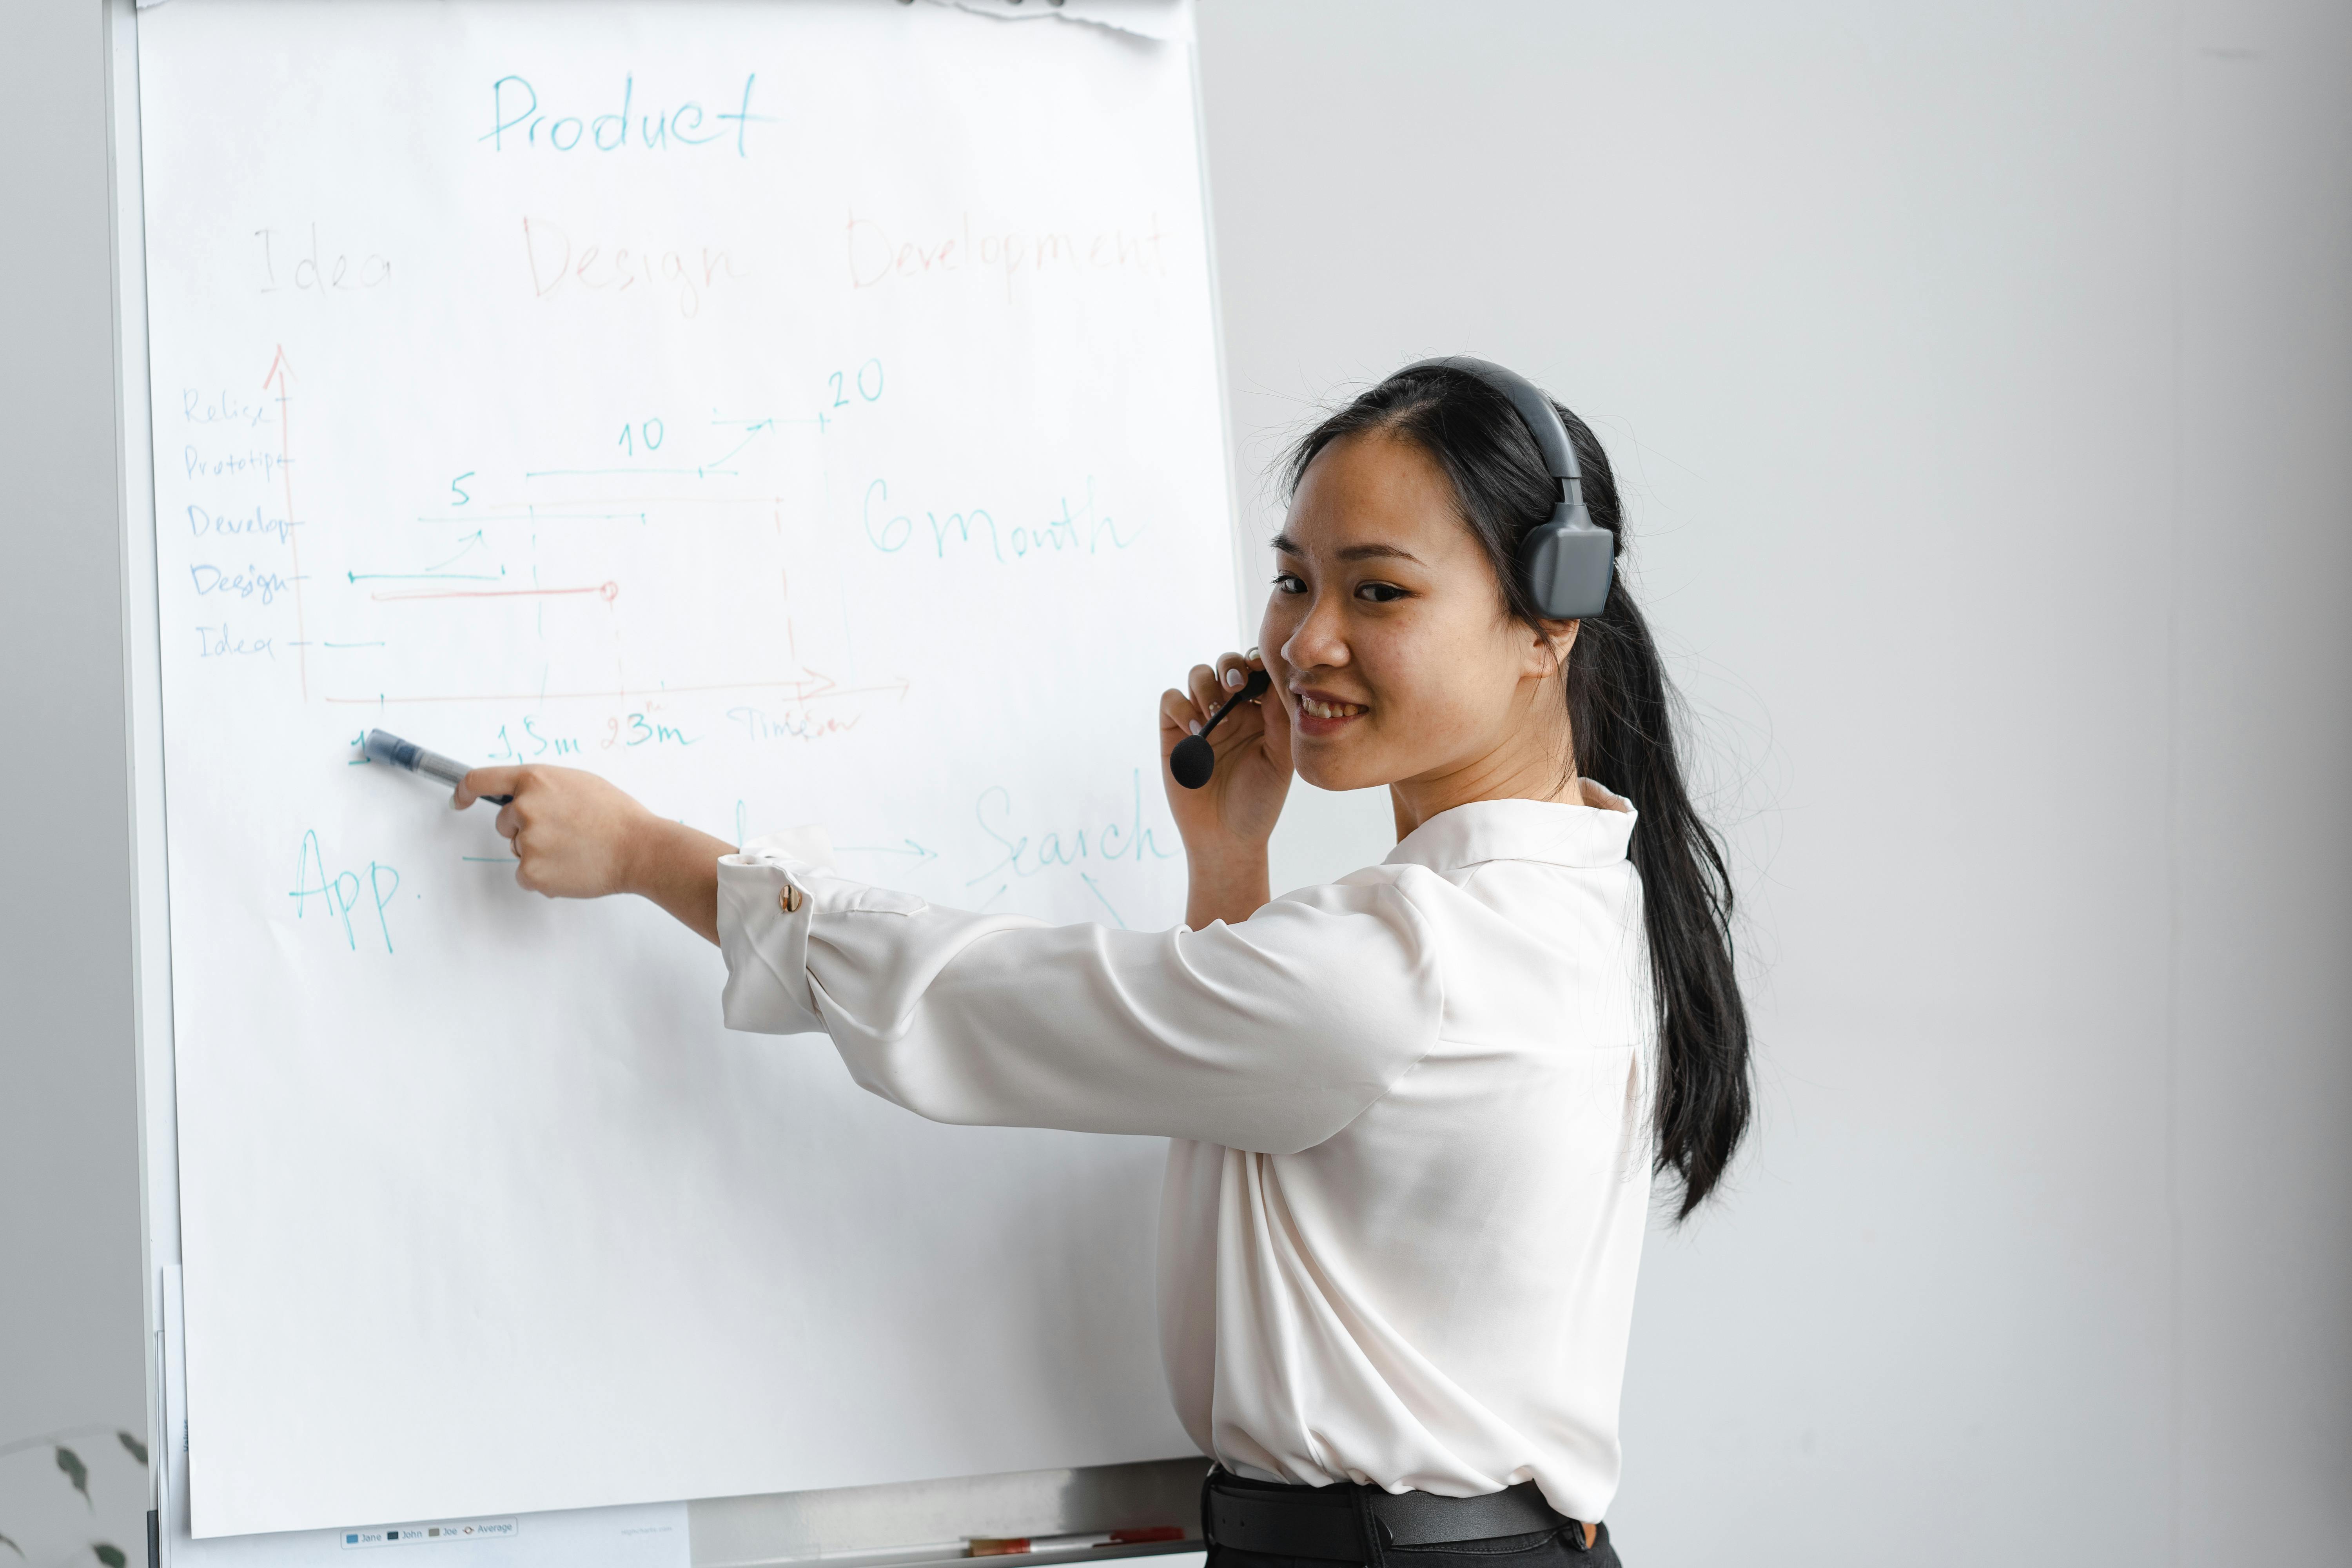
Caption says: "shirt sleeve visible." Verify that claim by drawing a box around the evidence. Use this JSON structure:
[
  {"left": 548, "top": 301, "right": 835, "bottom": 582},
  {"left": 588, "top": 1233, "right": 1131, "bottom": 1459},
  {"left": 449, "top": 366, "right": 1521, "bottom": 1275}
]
[{"left": 716, "top": 831, "right": 1445, "bottom": 1155}]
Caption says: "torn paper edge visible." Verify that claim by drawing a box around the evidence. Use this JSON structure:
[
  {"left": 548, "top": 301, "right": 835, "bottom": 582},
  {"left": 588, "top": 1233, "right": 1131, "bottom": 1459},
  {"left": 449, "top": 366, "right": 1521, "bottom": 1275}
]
[
  {"left": 920, "top": 0, "right": 1190, "bottom": 43},
  {"left": 138, "top": 0, "right": 1194, "bottom": 40}
]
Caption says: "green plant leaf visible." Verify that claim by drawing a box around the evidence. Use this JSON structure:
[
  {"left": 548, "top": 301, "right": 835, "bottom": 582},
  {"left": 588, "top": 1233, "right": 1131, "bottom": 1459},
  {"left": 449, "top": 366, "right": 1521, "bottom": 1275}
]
[
  {"left": 0, "top": 1528, "right": 22, "bottom": 1558},
  {"left": 117, "top": 1431, "right": 148, "bottom": 1467},
  {"left": 93, "top": 1545, "right": 127, "bottom": 1568},
  {"left": 56, "top": 1444, "right": 92, "bottom": 1506}
]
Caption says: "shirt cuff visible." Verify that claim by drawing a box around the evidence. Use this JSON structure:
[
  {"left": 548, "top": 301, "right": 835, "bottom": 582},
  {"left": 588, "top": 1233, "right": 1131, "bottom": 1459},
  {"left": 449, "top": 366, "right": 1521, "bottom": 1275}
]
[{"left": 716, "top": 826, "right": 836, "bottom": 1036}]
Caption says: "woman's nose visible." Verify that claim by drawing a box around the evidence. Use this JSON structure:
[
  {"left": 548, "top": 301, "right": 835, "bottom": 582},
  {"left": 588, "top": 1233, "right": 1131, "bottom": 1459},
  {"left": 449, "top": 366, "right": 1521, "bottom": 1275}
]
[{"left": 1281, "top": 591, "right": 1349, "bottom": 672}]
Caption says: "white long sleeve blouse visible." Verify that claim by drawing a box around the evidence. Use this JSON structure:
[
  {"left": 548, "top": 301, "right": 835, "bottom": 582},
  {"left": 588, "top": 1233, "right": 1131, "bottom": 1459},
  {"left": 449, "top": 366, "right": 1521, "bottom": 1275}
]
[{"left": 715, "top": 785, "right": 1657, "bottom": 1524}]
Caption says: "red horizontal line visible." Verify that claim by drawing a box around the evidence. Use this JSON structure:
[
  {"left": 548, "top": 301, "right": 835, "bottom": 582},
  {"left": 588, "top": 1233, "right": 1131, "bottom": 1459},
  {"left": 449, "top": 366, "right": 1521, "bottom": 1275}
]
[
  {"left": 371, "top": 582, "right": 618, "bottom": 603},
  {"left": 321, "top": 677, "right": 911, "bottom": 706}
]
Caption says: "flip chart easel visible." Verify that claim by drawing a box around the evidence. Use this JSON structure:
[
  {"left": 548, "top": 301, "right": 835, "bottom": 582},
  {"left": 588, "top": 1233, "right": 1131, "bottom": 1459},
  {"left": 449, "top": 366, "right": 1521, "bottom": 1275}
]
[{"left": 105, "top": 0, "right": 1238, "bottom": 1561}]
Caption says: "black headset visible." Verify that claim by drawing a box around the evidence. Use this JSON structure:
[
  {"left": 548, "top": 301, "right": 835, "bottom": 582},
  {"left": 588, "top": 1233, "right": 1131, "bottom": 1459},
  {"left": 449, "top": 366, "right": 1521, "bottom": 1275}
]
[{"left": 1403, "top": 356, "right": 1615, "bottom": 620}]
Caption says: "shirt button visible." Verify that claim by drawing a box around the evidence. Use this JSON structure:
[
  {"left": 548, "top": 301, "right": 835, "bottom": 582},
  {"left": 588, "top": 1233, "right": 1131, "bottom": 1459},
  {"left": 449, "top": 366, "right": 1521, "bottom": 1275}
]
[{"left": 778, "top": 884, "right": 805, "bottom": 914}]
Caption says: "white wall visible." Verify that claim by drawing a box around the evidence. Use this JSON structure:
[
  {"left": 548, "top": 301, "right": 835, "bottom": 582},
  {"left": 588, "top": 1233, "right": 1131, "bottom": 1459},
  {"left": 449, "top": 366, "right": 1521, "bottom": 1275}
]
[
  {"left": 4, "top": 3, "right": 2347, "bottom": 1566},
  {"left": 0, "top": 0, "right": 154, "bottom": 1563},
  {"left": 1200, "top": 3, "right": 2352, "bottom": 1564}
]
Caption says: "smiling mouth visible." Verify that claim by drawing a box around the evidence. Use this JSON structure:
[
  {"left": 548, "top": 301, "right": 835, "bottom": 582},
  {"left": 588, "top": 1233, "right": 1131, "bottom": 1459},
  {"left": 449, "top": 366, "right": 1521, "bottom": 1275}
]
[{"left": 1296, "top": 695, "right": 1368, "bottom": 720}]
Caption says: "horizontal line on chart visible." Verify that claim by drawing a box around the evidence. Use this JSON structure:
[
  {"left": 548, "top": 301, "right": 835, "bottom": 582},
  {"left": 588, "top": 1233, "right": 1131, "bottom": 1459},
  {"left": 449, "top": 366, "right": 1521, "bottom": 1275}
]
[
  {"left": 321, "top": 677, "right": 910, "bottom": 706},
  {"left": 370, "top": 583, "right": 617, "bottom": 603},
  {"left": 410, "top": 514, "right": 651, "bottom": 523},
  {"left": 523, "top": 467, "right": 739, "bottom": 479},
  {"left": 409, "top": 496, "right": 790, "bottom": 514}
]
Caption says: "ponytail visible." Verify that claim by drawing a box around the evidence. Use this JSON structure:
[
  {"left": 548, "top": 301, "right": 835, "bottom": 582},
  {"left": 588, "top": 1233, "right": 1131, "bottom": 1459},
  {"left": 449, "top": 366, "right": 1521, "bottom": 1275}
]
[{"left": 1285, "top": 365, "right": 1752, "bottom": 1217}]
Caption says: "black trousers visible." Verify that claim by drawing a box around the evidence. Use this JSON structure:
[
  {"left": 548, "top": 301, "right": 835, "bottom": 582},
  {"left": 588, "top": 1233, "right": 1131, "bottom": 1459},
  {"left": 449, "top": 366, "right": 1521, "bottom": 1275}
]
[{"left": 1201, "top": 1472, "right": 1621, "bottom": 1568}]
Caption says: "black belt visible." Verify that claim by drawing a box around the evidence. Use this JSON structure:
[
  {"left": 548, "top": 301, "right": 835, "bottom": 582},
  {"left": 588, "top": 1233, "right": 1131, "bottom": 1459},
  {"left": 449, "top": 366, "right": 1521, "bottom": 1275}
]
[{"left": 1202, "top": 1468, "right": 1592, "bottom": 1560}]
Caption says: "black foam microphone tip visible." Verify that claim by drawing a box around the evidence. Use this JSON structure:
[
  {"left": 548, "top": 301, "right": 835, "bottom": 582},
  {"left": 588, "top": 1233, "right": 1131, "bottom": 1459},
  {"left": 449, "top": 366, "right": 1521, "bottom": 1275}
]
[
  {"left": 1169, "top": 735, "right": 1215, "bottom": 789},
  {"left": 1168, "top": 668, "right": 1272, "bottom": 791}
]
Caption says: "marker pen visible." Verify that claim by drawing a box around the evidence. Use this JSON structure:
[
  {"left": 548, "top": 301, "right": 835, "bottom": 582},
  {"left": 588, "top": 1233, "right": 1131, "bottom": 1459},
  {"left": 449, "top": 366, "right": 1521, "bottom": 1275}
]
[{"left": 363, "top": 728, "right": 512, "bottom": 805}]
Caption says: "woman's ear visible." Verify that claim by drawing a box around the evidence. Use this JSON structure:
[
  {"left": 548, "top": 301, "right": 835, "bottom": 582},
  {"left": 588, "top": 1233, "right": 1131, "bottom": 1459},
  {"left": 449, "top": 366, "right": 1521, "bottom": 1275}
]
[{"left": 1526, "top": 618, "right": 1579, "bottom": 678}]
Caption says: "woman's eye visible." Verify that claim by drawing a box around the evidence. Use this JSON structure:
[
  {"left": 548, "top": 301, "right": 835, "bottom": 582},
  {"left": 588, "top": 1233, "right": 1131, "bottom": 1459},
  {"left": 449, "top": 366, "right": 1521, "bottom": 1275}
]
[
  {"left": 1357, "top": 581, "right": 1407, "bottom": 604},
  {"left": 1270, "top": 572, "right": 1306, "bottom": 594}
]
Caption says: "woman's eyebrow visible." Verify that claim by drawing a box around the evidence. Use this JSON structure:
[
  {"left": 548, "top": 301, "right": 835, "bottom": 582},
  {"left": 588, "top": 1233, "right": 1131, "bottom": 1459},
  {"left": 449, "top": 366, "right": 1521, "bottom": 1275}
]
[{"left": 1268, "top": 534, "right": 1423, "bottom": 566}]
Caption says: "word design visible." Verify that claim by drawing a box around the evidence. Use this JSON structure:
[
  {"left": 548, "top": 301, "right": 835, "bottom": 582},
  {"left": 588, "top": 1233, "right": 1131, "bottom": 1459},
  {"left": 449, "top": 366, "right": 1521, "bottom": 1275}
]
[
  {"left": 523, "top": 218, "right": 744, "bottom": 318},
  {"left": 190, "top": 563, "right": 294, "bottom": 607}
]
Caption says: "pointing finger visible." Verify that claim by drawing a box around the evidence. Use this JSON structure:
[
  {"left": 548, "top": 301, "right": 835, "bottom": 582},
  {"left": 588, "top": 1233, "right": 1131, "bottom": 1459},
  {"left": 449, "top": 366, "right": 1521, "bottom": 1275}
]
[{"left": 459, "top": 766, "right": 524, "bottom": 810}]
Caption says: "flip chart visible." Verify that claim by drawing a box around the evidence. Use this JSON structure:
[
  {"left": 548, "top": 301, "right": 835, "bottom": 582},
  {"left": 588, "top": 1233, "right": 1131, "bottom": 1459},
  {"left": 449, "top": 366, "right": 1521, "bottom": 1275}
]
[{"left": 137, "top": 0, "right": 1221, "bottom": 1537}]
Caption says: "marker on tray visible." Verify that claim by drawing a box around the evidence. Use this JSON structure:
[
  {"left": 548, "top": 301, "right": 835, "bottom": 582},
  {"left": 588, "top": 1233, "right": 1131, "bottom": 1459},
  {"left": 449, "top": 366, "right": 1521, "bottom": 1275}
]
[
  {"left": 967, "top": 1528, "right": 1189, "bottom": 1557},
  {"left": 363, "top": 729, "right": 512, "bottom": 806}
]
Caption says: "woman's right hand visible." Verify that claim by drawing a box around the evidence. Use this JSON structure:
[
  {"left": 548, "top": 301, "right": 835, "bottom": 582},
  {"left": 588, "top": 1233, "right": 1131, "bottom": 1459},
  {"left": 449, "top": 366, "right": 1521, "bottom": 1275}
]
[{"left": 1160, "top": 650, "right": 1294, "bottom": 871}]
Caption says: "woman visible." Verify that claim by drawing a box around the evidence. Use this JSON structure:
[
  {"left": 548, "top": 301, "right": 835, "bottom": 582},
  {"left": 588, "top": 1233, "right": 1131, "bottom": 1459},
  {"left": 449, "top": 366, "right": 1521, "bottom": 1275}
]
[{"left": 457, "top": 361, "right": 1751, "bottom": 1567}]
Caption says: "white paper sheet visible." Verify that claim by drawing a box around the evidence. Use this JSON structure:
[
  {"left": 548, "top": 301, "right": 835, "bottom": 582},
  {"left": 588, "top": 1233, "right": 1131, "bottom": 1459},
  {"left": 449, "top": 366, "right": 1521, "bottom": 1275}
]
[
  {"left": 160, "top": 1270, "right": 693, "bottom": 1567},
  {"left": 137, "top": 0, "right": 1219, "bottom": 1538}
]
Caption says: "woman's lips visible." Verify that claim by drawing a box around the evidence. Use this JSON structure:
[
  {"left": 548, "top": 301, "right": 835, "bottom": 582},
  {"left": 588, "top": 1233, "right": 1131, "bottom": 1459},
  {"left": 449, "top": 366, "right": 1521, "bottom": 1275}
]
[{"left": 1291, "top": 688, "right": 1369, "bottom": 737}]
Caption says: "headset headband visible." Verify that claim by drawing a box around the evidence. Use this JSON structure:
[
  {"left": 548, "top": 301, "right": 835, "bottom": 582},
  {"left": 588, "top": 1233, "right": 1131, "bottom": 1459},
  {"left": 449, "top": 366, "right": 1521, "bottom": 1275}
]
[
  {"left": 1407, "top": 355, "right": 1585, "bottom": 509},
  {"left": 1401, "top": 356, "right": 1615, "bottom": 619}
]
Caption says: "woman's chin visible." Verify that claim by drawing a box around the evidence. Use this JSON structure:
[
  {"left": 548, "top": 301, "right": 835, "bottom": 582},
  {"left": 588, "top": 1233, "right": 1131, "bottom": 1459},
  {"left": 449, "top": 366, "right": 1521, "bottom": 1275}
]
[{"left": 1292, "top": 738, "right": 1388, "bottom": 793}]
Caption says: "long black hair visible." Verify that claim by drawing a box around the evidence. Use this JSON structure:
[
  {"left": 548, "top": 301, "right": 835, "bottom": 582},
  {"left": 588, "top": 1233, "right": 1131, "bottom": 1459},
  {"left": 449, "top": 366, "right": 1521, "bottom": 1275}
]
[{"left": 1285, "top": 363, "right": 1751, "bottom": 1217}]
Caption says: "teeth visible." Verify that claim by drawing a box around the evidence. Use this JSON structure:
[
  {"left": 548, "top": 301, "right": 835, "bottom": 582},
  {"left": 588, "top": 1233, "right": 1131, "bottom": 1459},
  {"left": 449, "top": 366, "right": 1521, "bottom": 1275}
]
[{"left": 1299, "top": 697, "right": 1367, "bottom": 720}]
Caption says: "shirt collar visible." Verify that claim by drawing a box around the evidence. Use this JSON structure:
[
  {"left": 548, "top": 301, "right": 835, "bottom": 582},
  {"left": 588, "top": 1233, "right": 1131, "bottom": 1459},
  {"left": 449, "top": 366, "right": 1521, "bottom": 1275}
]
[{"left": 1384, "top": 782, "right": 1638, "bottom": 874}]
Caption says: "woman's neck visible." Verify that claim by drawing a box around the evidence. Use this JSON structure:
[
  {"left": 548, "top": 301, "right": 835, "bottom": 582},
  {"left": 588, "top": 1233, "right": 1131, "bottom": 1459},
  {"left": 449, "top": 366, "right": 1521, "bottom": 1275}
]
[{"left": 1388, "top": 759, "right": 1581, "bottom": 841}]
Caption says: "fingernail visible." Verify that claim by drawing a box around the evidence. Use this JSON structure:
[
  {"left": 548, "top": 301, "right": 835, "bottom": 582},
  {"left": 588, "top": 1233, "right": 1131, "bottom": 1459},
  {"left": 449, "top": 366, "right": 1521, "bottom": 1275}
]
[
  {"left": 1189, "top": 720, "right": 1202, "bottom": 735},
  {"left": 1224, "top": 669, "right": 1244, "bottom": 688}
]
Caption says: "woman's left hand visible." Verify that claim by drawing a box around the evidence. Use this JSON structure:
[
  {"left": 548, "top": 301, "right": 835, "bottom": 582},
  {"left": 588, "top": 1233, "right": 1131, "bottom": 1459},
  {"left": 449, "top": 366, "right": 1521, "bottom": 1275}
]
[{"left": 1160, "top": 649, "right": 1294, "bottom": 857}]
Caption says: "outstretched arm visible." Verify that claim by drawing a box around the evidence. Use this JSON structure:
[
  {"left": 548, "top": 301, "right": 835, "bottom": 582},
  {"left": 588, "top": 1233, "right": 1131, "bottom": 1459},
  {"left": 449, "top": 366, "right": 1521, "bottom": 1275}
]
[{"left": 718, "top": 843, "right": 1442, "bottom": 1152}]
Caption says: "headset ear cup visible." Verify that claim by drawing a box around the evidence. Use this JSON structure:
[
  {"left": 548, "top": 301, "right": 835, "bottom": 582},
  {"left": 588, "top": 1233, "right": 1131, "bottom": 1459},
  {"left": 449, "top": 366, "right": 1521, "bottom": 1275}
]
[{"left": 1521, "top": 516, "right": 1615, "bottom": 620}]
